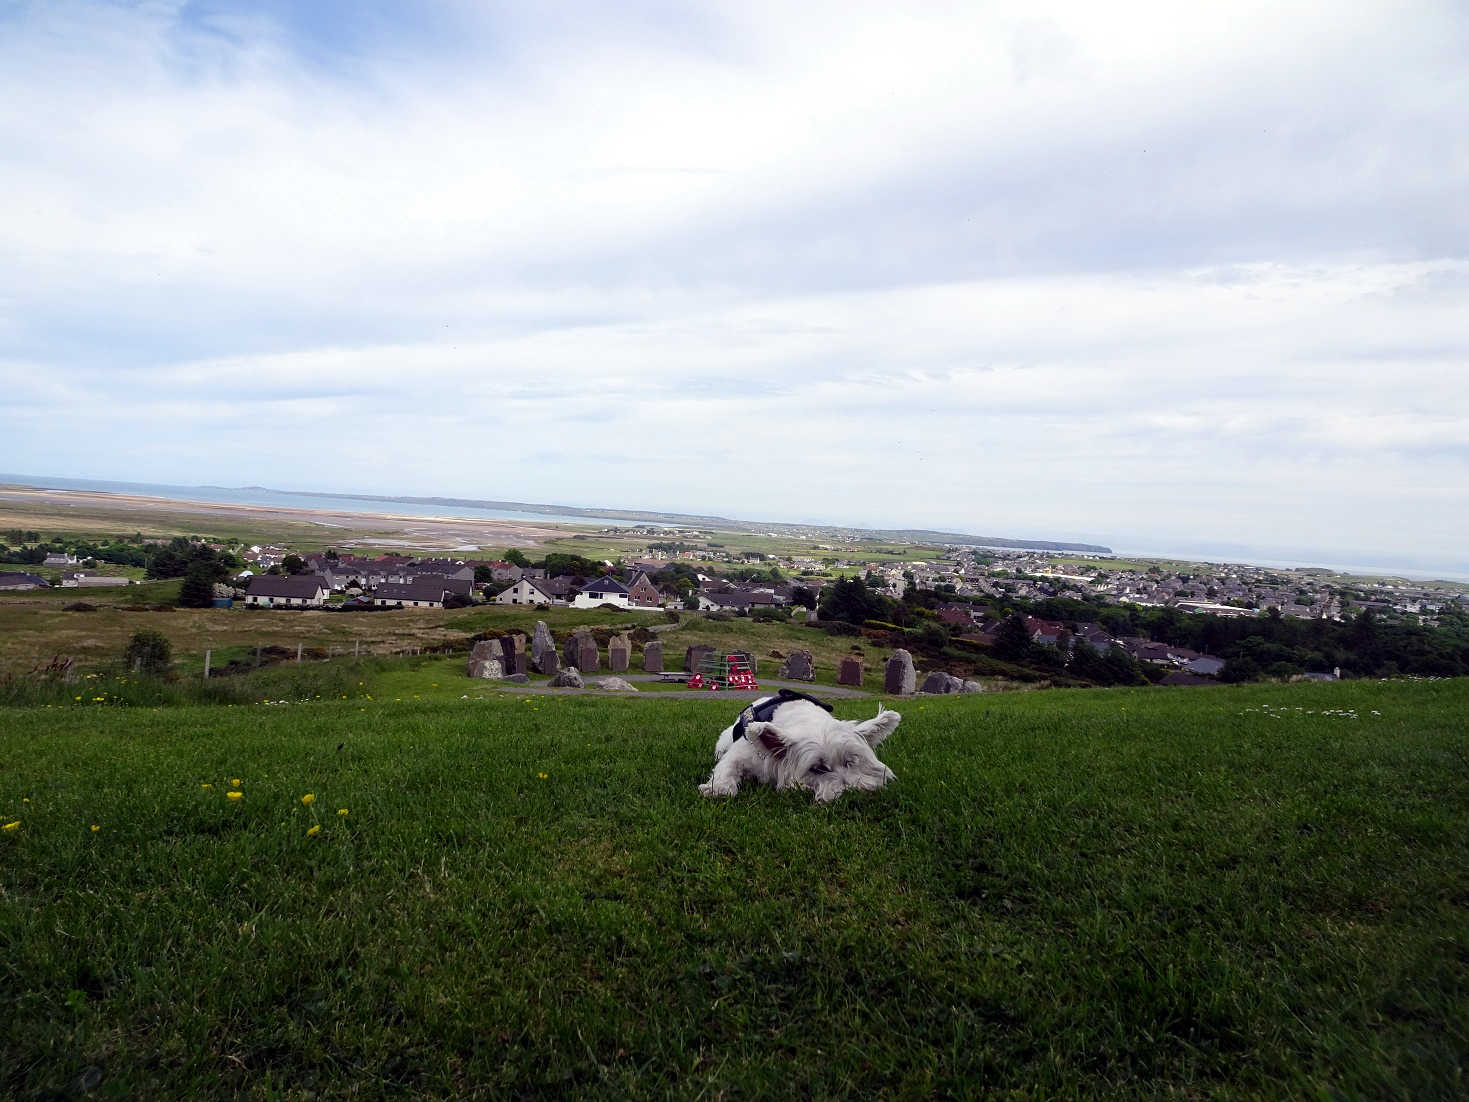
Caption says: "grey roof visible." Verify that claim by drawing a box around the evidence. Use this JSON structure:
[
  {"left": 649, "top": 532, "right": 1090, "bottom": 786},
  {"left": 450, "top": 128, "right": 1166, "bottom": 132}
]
[
  {"left": 0, "top": 571, "right": 50, "bottom": 588},
  {"left": 245, "top": 574, "right": 329, "bottom": 599},
  {"left": 373, "top": 580, "right": 453, "bottom": 603},
  {"left": 582, "top": 575, "right": 628, "bottom": 594}
]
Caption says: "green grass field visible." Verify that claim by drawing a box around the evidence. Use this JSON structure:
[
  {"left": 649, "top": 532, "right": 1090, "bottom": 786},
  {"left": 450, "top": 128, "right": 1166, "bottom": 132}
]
[{"left": 2, "top": 675, "right": 1466, "bottom": 1099}]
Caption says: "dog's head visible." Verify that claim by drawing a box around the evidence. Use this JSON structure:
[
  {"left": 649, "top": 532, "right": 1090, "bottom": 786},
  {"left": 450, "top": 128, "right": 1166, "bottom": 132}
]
[{"left": 747, "top": 703, "right": 901, "bottom": 803}]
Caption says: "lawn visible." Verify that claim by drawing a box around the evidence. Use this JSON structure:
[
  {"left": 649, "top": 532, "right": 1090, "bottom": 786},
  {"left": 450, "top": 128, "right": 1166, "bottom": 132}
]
[{"left": 2, "top": 676, "right": 1465, "bottom": 1099}]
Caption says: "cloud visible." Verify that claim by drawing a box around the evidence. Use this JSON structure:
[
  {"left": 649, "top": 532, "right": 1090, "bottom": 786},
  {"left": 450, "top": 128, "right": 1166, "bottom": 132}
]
[{"left": 1, "top": 1, "right": 1467, "bottom": 567}]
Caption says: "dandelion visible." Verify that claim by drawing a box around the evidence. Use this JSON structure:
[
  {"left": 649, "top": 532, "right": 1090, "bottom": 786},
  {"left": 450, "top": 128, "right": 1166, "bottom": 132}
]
[
  {"left": 231, "top": 778, "right": 242, "bottom": 786},
  {"left": 227, "top": 791, "right": 243, "bottom": 801},
  {"left": 301, "top": 793, "right": 315, "bottom": 805},
  {"left": 91, "top": 825, "right": 100, "bottom": 832},
  {"left": 3, "top": 821, "right": 19, "bottom": 831},
  {"left": 537, "top": 772, "right": 548, "bottom": 779},
  {"left": 201, "top": 783, "right": 212, "bottom": 789},
  {"left": 306, "top": 824, "right": 321, "bottom": 837},
  {"left": 337, "top": 808, "right": 348, "bottom": 816}
]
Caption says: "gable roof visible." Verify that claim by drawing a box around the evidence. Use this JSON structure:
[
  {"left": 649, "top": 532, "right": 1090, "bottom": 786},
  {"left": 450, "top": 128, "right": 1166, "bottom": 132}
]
[
  {"left": 582, "top": 575, "right": 628, "bottom": 594},
  {"left": 373, "top": 580, "right": 453, "bottom": 603},
  {"left": 246, "top": 574, "right": 329, "bottom": 599},
  {"left": 0, "top": 571, "right": 50, "bottom": 588}
]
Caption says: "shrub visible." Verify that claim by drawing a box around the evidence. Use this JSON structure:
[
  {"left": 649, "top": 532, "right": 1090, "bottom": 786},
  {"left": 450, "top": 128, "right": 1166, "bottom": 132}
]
[{"left": 123, "top": 629, "right": 173, "bottom": 676}]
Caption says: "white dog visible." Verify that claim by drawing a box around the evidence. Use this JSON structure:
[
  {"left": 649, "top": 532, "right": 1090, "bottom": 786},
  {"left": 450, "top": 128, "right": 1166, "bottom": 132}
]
[{"left": 698, "top": 690, "right": 902, "bottom": 803}]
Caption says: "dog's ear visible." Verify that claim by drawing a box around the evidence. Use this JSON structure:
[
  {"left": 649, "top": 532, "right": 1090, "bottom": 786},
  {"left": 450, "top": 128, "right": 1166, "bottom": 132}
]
[
  {"left": 854, "top": 709, "right": 901, "bottom": 748},
  {"left": 750, "top": 723, "right": 788, "bottom": 759}
]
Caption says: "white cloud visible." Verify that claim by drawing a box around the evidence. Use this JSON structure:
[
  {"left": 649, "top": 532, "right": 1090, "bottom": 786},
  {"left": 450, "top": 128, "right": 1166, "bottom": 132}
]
[{"left": 1, "top": 1, "right": 1467, "bottom": 568}]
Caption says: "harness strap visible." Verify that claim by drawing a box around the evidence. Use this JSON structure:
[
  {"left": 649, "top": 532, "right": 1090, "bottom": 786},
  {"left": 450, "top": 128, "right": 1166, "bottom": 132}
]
[{"left": 734, "top": 688, "right": 835, "bottom": 741}]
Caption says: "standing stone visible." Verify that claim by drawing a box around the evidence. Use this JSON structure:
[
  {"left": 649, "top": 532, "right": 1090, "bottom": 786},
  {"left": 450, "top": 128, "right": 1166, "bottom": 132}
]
[
  {"left": 575, "top": 632, "right": 599, "bottom": 672},
  {"left": 469, "top": 639, "right": 497, "bottom": 663},
  {"left": 467, "top": 657, "right": 504, "bottom": 680},
  {"left": 500, "top": 633, "right": 528, "bottom": 676},
  {"left": 920, "top": 671, "right": 963, "bottom": 694},
  {"left": 608, "top": 633, "right": 631, "bottom": 673},
  {"left": 777, "top": 649, "right": 814, "bottom": 681},
  {"left": 563, "top": 634, "right": 580, "bottom": 672},
  {"left": 685, "top": 644, "right": 714, "bottom": 674},
  {"left": 885, "top": 649, "right": 916, "bottom": 696},
  {"left": 642, "top": 640, "right": 664, "bottom": 673},
  {"left": 531, "top": 621, "right": 556, "bottom": 673},
  {"left": 837, "top": 656, "right": 864, "bottom": 686}
]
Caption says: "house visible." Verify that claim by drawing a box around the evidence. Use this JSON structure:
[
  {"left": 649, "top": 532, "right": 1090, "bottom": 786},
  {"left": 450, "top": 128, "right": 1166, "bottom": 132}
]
[
  {"left": 626, "top": 571, "right": 664, "bottom": 608},
  {"left": 60, "top": 572, "right": 131, "bottom": 588},
  {"left": 572, "top": 576, "right": 630, "bottom": 609},
  {"left": 244, "top": 574, "right": 329, "bottom": 607},
  {"left": 371, "top": 580, "right": 455, "bottom": 608},
  {"left": 495, "top": 577, "right": 556, "bottom": 606},
  {"left": 43, "top": 552, "right": 79, "bottom": 566},
  {"left": 0, "top": 571, "right": 50, "bottom": 590}
]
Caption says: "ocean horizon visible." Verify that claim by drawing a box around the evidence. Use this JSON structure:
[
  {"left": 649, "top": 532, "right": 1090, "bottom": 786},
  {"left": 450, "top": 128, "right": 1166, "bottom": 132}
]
[{"left": 3, "top": 473, "right": 1466, "bottom": 583}]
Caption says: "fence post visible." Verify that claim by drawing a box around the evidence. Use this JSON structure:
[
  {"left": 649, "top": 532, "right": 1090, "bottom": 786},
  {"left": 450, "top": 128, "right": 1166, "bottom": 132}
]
[
  {"left": 203, "top": 649, "right": 211, "bottom": 680},
  {"left": 355, "top": 640, "right": 361, "bottom": 658},
  {"left": 296, "top": 643, "right": 303, "bottom": 664},
  {"left": 255, "top": 645, "right": 261, "bottom": 668}
]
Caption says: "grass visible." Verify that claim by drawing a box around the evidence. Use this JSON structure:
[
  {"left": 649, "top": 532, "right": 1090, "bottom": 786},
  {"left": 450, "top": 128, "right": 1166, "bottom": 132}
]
[{"left": 2, "top": 675, "right": 1466, "bottom": 1099}]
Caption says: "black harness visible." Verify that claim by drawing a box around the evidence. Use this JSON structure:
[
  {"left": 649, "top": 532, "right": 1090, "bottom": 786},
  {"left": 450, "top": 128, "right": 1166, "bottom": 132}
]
[{"left": 733, "top": 688, "right": 834, "bottom": 742}]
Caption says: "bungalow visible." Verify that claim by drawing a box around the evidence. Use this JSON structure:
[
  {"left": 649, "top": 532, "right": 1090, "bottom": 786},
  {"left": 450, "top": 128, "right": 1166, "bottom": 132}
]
[
  {"left": 43, "top": 552, "right": 79, "bottom": 566},
  {"left": 0, "top": 571, "right": 50, "bottom": 590},
  {"left": 371, "top": 580, "right": 455, "bottom": 608},
  {"left": 60, "top": 572, "right": 131, "bottom": 588},
  {"left": 572, "top": 575, "right": 630, "bottom": 609},
  {"left": 245, "top": 574, "right": 330, "bottom": 607}
]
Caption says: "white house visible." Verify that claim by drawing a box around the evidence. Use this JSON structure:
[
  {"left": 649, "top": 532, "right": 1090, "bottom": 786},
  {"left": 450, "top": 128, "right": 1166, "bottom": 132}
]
[
  {"left": 244, "top": 574, "right": 330, "bottom": 607},
  {"left": 571, "top": 575, "right": 631, "bottom": 609},
  {"left": 494, "top": 577, "right": 557, "bottom": 606}
]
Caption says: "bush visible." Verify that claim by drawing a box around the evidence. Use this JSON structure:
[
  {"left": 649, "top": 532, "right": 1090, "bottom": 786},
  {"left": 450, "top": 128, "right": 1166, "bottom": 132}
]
[{"left": 124, "top": 629, "right": 173, "bottom": 676}]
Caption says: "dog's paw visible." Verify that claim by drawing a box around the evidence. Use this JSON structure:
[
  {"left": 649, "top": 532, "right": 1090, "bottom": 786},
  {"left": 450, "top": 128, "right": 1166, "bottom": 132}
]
[{"left": 699, "top": 781, "right": 735, "bottom": 798}]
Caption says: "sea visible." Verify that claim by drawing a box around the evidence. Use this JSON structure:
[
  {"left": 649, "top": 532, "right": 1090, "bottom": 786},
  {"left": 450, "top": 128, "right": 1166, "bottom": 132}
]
[
  {"left": 4, "top": 473, "right": 1465, "bottom": 582},
  {"left": 0, "top": 474, "right": 638, "bottom": 529}
]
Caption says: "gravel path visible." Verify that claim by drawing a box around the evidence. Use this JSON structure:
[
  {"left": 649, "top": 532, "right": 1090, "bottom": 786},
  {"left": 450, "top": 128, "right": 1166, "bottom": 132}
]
[{"left": 488, "top": 675, "right": 874, "bottom": 700}]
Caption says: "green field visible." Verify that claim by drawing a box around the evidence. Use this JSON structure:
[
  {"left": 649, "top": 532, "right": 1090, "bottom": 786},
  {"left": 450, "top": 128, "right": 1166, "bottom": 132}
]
[{"left": 2, "top": 674, "right": 1465, "bottom": 1099}]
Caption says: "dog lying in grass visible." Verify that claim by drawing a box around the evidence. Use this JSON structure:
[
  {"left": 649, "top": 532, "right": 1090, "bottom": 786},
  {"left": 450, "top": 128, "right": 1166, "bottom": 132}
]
[{"left": 698, "top": 689, "right": 902, "bottom": 803}]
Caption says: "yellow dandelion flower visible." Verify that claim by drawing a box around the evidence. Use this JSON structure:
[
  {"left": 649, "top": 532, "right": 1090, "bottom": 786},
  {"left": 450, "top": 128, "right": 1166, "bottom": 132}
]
[
  {"left": 306, "top": 824, "right": 321, "bottom": 837},
  {"left": 337, "top": 808, "right": 348, "bottom": 816},
  {"left": 201, "top": 783, "right": 212, "bottom": 789},
  {"left": 91, "top": 825, "right": 100, "bottom": 832},
  {"left": 231, "top": 778, "right": 242, "bottom": 786},
  {"left": 301, "top": 793, "right": 315, "bottom": 805},
  {"left": 537, "top": 772, "right": 548, "bottom": 779},
  {"left": 227, "top": 791, "right": 243, "bottom": 800},
  {"left": 3, "top": 821, "right": 19, "bottom": 831}
]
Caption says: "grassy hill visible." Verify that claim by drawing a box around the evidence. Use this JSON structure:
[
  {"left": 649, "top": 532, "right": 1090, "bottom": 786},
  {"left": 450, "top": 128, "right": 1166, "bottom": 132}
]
[{"left": 2, "top": 675, "right": 1466, "bottom": 1099}]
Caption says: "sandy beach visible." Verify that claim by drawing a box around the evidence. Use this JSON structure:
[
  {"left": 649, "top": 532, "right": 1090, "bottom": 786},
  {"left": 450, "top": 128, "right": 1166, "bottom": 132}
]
[{"left": 0, "top": 487, "right": 586, "bottom": 551}]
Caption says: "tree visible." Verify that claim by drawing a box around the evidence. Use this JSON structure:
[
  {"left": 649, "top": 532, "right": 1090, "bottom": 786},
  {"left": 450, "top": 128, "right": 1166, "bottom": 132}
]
[
  {"left": 505, "top": 549, "right": 531, "bottom": 568},
  {"left": 178, "top": 562, "right": 217, "bottom": 608},
  {"left": 473, "top": 564, "right": 494, "bottom": 584},
  {"left": 790, "top": 585, "right": 817, "bottom": 610},
  {"left": 818, "top": 576, "right": 892, "bottom": 625},
  {"left": 124, "top": 629, "right": 173, "bottom": 676},
  {"left": 281, "top": 554, "right": 307, "bottom": 575},
  {"left": 994, "top": 613, "right": 1034, "bottom": 662}
]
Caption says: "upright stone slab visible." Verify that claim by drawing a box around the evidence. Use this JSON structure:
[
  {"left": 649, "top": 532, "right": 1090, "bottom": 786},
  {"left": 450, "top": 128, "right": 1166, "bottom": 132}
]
[
  {"left": 531, "top": 621, "right": 556, "bottom": 673},
  {"left": 685, "top": 644, "right": 714, "bottom": 674},
  {"left": 563, "top": 635, "right": 580, "bottom": 672},
  {"left": 608, "top": 633, "right": 631, "bottom": 673},
  {"left": 642, "top": 639, "right": 664, "bottom": 673},
  {"left": 467, "top": 657, "right": 503, "bottom": 680},
  {"left": 500, "top": 633, "right": 528, "bottom": 676},
  {"left": 778, "top": 649, "right": 814, "bottom": 681},
  {"left": 837, "top": 656, "right": 864, "bottom": 686},
  {"left": 575, "top": 632, "right": 600, "bottom": 673},
  {"left": 885, "top": 649, "right": 916, "bottom": 696}
]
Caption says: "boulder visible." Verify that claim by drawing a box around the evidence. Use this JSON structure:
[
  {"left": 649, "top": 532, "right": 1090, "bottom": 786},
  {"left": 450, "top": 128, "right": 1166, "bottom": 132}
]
[
  {"left": 502, "top": 673, "right": 529, "bottom": 684},
  {"left": 920, "top": 671, "right": 964, "bottom": 694},
  {"left": 595, "top": 676, "right": 638, "bottom": 692},
  {"left": 550, "top": 668, "right": 585, "bottom": 689},
  {"left": 961, "top": 680, "right": 985, "bottom": 694}
]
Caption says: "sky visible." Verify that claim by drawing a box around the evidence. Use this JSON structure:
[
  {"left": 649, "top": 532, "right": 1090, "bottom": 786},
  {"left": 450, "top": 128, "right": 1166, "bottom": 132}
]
[{"left": 2, "top": 1, "right": 1468, "bottom": 571}]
